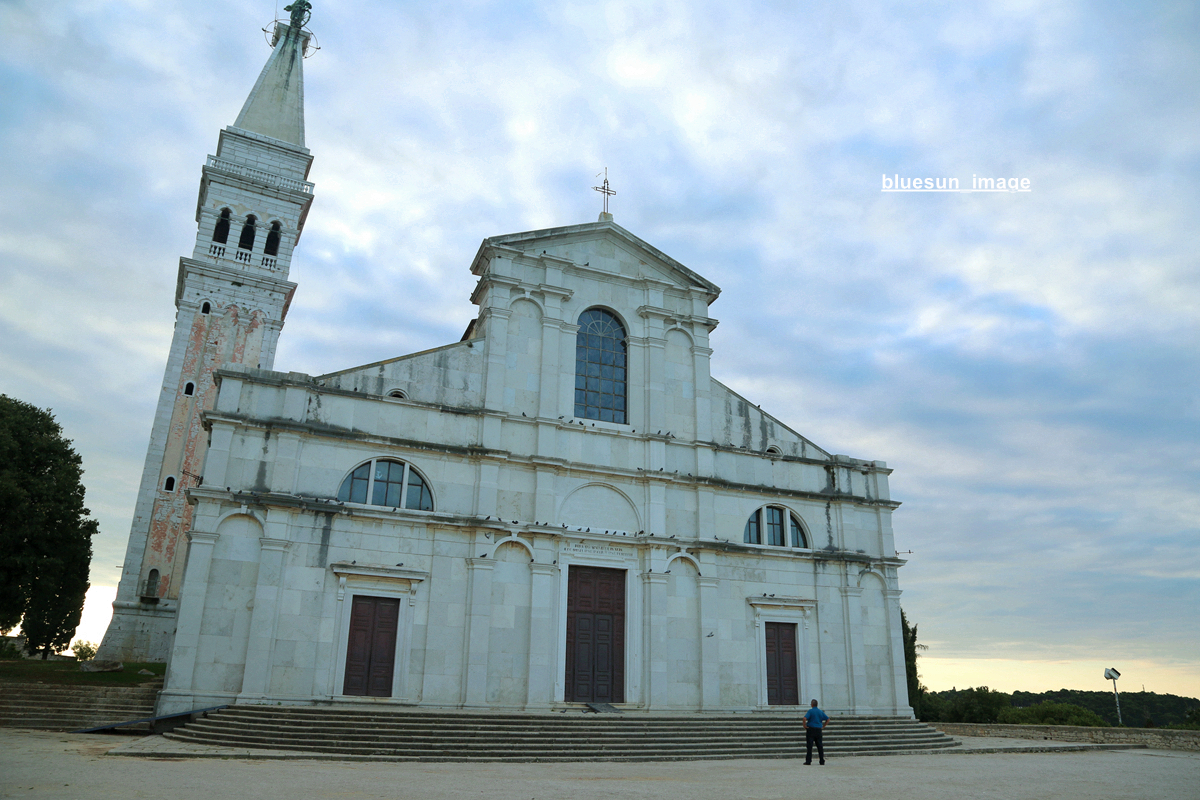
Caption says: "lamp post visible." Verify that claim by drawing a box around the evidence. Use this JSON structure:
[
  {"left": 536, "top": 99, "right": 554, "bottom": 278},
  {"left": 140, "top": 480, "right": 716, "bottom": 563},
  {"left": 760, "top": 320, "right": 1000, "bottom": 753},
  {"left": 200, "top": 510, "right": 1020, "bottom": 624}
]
[{"left": 1104, "top": 668, "right": 1122, "bottom": 726}]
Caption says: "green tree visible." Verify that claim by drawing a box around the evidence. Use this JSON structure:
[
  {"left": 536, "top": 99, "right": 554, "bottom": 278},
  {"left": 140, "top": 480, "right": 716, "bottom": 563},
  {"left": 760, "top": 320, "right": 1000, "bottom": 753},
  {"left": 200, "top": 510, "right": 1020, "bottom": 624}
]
[
  {"left": 999, "top": 701, "right": 1110, "bottom": 727},
  {"left": 0, "top": 396, "right": 97, "bottom": 657},
  {"left": 71, "top": 640, "right": 98, "bottom": 661},
  {"left": 901, "top": 608, "right": 928, "bottom": 718},
  {"left": 943, "top": 686, "right": 1013, "bottom": 723}
]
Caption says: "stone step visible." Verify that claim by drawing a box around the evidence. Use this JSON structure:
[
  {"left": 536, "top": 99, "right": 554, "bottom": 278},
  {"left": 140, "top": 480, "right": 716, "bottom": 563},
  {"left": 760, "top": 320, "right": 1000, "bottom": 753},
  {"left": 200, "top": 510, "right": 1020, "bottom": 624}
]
[
  {"left": 168, "top": 728, "right": 954, "bottom": 751},
  {"left": 180, "top": 714, "right": 945, "bottom": 743},
  {"left": 164, "top": 733, "right": 957, "bottom": 761},
  {"left": 223, "top": 710, "right": 902, "bottom": 724},
  {"left": 180, "top": 715, "right": 945, "bottom": 735},
  {"left": 178, "top": 721, "right": 952, "bottom": 746},
  {"left": 0, "top": 683, "right": 159, "bottom": 696},
  {"left": 0, "top": 682, "right": 158, "bottom": 732},
  {"left": 220, "top": 707, "right": 921, "bottom": 727},
  {"left": 169, "top": 734, "right": 955, "bottom": 755},
  {"left": 164, "top": 706, "right": 959, "bottom": 761},
  {"left": 0, "top": 715, "right": 153, "bottom": 733},
  {"left": 0, "top": 695, "right": 152, "bottom": 710}
]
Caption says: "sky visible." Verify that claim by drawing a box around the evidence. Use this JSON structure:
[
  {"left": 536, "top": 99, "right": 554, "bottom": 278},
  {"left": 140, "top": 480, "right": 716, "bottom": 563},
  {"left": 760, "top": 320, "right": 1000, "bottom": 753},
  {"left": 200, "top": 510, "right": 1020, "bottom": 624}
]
[{"left": 1, "top": 0, "right": 1197, "bottom": 698}]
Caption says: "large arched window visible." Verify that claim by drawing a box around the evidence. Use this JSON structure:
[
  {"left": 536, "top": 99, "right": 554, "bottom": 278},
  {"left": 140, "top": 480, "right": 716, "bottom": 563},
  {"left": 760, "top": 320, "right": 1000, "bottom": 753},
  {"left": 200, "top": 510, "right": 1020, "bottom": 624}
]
[
  {"left": 336, "top": 458, "right": 433, "bottom": 511},
  {"left": 743, "top": 506, "right": 808, "bottom": 548},
  {"left": 575, "top": 308, "right": 627, "bottom": 424}
]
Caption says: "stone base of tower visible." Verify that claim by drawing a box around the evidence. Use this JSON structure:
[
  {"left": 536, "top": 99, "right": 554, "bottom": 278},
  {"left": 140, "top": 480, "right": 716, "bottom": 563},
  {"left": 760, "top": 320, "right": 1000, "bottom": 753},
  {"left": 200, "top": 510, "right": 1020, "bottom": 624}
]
[{"left": 95, "top": 601, "right": 178, "bottom": 663}]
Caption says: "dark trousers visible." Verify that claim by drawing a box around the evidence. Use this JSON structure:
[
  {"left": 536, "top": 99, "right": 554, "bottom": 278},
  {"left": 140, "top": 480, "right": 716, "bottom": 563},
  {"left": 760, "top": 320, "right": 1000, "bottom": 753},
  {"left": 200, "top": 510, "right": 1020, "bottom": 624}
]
[{"left": 805, "top": 728, "right": 825, "bottom": 763}]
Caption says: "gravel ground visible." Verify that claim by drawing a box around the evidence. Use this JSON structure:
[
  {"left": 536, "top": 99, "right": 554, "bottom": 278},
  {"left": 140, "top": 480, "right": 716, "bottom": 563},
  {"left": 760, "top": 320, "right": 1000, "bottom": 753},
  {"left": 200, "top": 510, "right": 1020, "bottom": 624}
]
[{"left": 1, "top": 729, "right": 1196, "bottom": 800}]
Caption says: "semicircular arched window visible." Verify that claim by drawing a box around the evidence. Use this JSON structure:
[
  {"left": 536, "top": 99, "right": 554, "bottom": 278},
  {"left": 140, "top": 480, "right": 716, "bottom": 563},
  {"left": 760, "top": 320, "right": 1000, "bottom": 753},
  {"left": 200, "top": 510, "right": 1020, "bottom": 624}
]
[
  {"left": 743, "top": 506, "right": 808, "bottom": 548},
  {"left": 575, "top": 308, "right": 627, "bottom": 424},
  {"left": 336, "top": 458, "right": 433, "bottom": 511}
]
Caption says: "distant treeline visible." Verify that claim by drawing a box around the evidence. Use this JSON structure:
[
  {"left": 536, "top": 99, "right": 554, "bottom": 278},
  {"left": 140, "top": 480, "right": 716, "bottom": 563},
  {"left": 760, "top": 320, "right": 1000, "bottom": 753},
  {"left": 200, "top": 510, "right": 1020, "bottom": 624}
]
[
  {"left": 914, "top": 687, "right": 1200, "bottom": 728},
  {"left": 900, "top": 610, "right": 1200, "bottom": 728}
]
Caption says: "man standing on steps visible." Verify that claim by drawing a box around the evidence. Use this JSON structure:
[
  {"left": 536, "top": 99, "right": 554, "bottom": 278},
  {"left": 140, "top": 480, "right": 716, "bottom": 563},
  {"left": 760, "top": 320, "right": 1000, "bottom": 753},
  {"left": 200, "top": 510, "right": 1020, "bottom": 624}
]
[{"left": 803, "top": 698, "right": 830, "bottom": 765}]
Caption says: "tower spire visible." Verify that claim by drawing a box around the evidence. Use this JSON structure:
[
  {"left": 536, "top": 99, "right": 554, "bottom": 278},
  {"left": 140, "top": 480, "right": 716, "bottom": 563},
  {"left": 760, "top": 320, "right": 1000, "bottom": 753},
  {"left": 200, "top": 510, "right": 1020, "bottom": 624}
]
[
  {"left": 96, "top": 10, "right": 318, "bottom": 663},
  {"left": 233, "top": 4, "right": 313, "bottom": 147}
]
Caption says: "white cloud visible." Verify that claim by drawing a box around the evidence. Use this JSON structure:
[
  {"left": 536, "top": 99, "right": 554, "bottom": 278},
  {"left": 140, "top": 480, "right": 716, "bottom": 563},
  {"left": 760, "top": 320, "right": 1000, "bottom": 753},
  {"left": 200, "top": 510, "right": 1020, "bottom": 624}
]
[{"left": 2, "top": 0, "right": 1197, "bottom": 696}]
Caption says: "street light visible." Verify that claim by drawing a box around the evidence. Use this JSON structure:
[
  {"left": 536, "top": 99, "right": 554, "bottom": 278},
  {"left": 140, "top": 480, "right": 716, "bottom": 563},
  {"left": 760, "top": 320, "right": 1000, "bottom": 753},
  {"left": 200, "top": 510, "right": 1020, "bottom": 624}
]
[{"left": 1104, "top": 667, "right": 1122, "bottom": 726}]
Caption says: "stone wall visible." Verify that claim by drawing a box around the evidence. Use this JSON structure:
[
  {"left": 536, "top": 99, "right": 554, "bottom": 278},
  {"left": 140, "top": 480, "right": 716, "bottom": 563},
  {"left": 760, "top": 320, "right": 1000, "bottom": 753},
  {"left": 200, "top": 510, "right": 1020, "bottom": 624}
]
[{"left": 936, "top": 722, "right": 1200, "bottom": 752}]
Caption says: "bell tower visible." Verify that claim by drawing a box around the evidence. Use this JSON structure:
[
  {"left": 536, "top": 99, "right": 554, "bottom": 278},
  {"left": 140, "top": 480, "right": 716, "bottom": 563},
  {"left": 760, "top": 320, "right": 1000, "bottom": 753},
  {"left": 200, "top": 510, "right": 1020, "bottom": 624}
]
[{"left": 98, "top": 6, "right": 317, "bottom": 661}]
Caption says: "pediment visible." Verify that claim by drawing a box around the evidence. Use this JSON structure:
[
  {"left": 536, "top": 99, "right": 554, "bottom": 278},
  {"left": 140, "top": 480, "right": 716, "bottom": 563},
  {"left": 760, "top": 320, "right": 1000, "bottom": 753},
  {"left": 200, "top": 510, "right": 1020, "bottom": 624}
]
[{"left": 470, "top": 220, "right": 721, "bottom": 302}]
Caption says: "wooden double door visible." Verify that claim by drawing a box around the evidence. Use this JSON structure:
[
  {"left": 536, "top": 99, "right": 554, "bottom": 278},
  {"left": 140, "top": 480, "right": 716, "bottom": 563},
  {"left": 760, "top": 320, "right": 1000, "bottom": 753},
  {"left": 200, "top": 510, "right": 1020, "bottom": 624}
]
[
  {"left": 565, "top": 566, "right": 626, "bottom": 703},
  {"left": 765, "top": 621, "right": 800, "bottom": 706},
  {"left": 343, "top": 595, "right": 400, "bottom": 697}
]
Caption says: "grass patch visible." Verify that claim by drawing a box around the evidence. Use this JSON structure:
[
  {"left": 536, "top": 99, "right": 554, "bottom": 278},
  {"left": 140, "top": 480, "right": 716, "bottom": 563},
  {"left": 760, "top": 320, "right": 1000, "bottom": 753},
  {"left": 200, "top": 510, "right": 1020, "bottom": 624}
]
[{"left": 0, "top": 659, "right": 165, "bottom": 686}]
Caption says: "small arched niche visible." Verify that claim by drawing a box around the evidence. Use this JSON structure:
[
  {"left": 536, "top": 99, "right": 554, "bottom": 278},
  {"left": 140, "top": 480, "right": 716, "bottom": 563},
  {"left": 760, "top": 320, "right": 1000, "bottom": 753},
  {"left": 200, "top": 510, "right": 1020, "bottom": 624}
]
[{"left": 142, "top": 569, "right": 160, "bottom": 599}]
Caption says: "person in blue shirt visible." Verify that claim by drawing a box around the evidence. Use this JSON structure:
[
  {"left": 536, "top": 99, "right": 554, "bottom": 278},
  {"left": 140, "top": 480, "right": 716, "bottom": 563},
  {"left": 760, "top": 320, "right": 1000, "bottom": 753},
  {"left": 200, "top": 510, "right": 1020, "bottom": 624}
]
[{"left": 803, "top": 698, "right": 830, "bottom": 765}]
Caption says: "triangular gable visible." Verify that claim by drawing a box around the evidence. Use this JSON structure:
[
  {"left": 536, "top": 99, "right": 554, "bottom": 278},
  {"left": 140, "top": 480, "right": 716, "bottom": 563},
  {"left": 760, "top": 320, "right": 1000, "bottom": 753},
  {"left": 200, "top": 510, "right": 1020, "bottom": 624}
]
[{"left": 470, "top": 220, "right": 721, "bottom": 303}]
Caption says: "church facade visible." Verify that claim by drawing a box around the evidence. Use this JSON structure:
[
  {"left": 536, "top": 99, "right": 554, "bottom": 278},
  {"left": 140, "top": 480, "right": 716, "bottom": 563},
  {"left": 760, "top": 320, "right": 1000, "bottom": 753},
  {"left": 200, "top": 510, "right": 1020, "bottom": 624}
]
[{"left": 102, "top": 11, "right": 912, "bottom": 718}]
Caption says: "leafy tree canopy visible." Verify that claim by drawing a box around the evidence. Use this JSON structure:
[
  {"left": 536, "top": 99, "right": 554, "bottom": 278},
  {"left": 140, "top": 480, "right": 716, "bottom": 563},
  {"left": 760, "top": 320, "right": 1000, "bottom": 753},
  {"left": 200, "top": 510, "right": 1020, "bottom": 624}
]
[
  {"left": 0, "top": 395, "right": 97, "bottom": 657},
  {"left": 998, "top": 701, "right": 1110, "bottom": 727},
  {"left": 901, "top": 608, "right": 928, "bottom": 718}
]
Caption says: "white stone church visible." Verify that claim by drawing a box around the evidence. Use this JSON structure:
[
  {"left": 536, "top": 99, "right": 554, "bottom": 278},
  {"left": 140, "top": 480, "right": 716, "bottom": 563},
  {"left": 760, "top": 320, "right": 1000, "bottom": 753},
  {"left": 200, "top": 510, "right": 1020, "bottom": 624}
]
[{"left": 99, "top": 8, "right": 913, "bottom": 718}]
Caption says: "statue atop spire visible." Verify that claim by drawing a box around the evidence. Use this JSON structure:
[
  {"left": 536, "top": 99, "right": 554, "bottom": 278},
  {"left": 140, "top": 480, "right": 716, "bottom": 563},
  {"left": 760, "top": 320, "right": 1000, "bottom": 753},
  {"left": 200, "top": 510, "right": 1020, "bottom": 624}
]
[
  {"left": 284, "top": 1, "right": 312, "bottom": 29},
  {"left": 233, "top": 4, "right": 313, "bottom": 148}
]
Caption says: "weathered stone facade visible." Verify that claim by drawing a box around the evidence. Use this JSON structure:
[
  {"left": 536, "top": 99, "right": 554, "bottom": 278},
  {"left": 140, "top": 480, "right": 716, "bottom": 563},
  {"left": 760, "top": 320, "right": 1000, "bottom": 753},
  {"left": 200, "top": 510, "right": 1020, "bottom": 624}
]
[
  {"left": 104, "top": 15, "right": 913, "bottom": 718},
  {"left": 98, "top": 22, "right": 314, "bottom": 662},
  {"left": 155, "top": 218, "right": 910, "bottom": 716}
]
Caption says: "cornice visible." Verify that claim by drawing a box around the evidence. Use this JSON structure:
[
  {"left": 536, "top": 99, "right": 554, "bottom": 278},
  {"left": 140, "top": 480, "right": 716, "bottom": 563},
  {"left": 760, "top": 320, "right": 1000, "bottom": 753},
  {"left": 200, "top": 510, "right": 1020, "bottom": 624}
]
[{"left": 175, "top": 257, "right": 297, "bottom": 306}]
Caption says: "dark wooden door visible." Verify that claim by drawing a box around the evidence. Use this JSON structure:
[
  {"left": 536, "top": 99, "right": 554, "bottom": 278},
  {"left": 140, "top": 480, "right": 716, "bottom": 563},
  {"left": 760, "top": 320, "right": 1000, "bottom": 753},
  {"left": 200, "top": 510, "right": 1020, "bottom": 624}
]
[
  {"left": 565, "top": 566, "right": 625, "bottom": 703},
  {"left": 765, "top": 621, "right": 799, "bottom": 706},
  {"left": 343, "top": 595, "right": 400, "bottom": 697}
]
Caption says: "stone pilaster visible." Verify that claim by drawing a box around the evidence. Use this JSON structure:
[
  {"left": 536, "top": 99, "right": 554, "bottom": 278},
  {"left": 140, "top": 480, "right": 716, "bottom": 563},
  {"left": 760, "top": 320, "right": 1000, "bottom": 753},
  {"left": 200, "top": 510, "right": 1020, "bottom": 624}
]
[
  {"left": 641, "top": 571, "right": 669, "bottom": 708},
  {"left": 462, "top": 557, "right": 495, "bottom": 706},
  {"left": 698, "top": 575, "right": 720, "bottom": 710},
  {"left": 525, "top": 562, "right": 560, "bottom": 708}
]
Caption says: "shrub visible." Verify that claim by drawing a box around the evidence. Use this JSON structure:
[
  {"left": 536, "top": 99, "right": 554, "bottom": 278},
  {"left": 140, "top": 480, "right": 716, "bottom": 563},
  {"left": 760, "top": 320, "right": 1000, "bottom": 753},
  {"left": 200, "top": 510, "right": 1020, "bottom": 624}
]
[
  {"left": 998, "top": 701, "right": 1110, "bottom": 727},
  {"left": 943, "top": 687, "right": 1012, "bottom": 724},
  {"left": 71, "top": 640, "right": 98, "bottom": 661}
]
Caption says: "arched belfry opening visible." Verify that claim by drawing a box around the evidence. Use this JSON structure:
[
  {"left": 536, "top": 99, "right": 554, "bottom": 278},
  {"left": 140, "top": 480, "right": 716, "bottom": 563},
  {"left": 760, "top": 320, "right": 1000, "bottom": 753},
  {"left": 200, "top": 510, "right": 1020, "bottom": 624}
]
[
  {"left": 212, "top": 208, "right": 231, "bottom": 244},
  {"left": 264, "top": 221, "right": 282, "bottom": 256},
  {"left": 238, "top": 215, "right": 257, "bottom": 251}
]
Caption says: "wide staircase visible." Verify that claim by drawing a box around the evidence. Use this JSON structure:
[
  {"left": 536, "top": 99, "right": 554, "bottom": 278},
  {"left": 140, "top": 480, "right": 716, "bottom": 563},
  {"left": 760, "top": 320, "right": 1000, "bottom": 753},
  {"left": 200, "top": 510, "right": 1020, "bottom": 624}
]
[
  {"left": 165, "top": 706, "right": 960, "bottom": 761},
  {"left": 0, "top": 681, "right": 161, "bottom": 733}
]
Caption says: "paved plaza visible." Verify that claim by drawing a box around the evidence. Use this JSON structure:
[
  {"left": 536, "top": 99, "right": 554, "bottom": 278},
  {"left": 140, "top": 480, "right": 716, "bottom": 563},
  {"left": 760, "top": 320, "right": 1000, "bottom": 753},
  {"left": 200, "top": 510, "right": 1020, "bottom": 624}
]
[{"left": 1, "top": 729, "right": 1197, "bottom": 800}]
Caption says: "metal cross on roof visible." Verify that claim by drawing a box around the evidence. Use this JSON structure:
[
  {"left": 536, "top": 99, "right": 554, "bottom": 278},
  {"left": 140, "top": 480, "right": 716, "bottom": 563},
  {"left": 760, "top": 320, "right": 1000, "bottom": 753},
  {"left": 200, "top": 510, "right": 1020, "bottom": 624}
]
[{"left": 592, "top": 168, "right": 616, "bottom": 214}]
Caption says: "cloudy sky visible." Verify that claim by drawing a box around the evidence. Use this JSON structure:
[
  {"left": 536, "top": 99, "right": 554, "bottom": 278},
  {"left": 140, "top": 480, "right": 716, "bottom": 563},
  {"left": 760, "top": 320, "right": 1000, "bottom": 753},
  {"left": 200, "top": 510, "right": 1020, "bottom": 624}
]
[{"left": 2, "top": 0, "right": 1197, "bottom": 697}]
